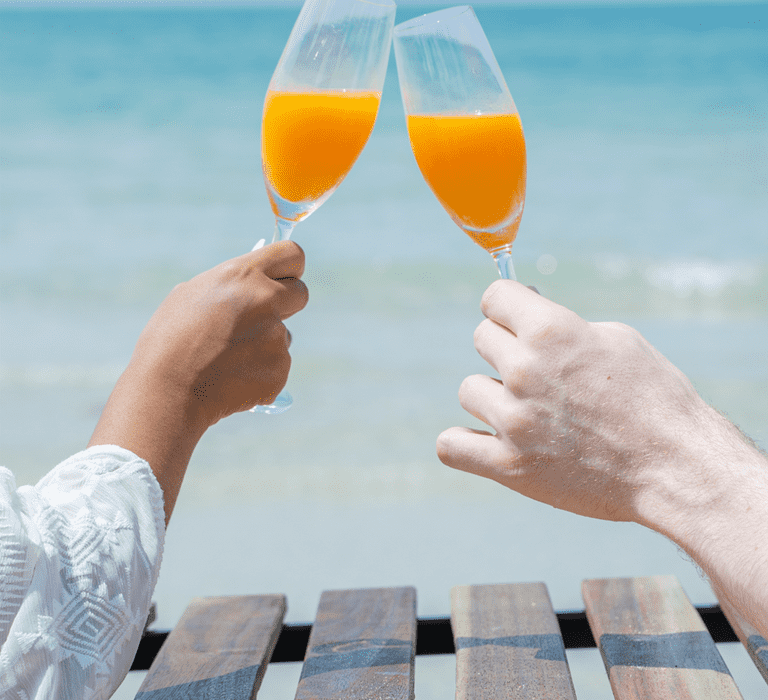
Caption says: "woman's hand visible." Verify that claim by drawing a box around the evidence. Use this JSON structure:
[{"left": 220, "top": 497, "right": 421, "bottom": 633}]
[
  {"left": 131, "top": 240, "right": 308, "bottom": 425},
  {"left": 89, "top": 241, "right": 308, "bottom": 526}
]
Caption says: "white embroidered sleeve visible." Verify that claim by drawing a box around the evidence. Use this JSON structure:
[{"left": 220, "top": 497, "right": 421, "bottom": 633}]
[{"left": 0, "top": 446, "right": 166, "bottom": 700}]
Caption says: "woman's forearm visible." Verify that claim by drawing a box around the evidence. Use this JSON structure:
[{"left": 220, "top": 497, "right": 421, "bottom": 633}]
[
  {"left": 88, "top": 361, "right": 208, "bottom": 529},
  {"left": 88, "top": 242, "right": 309, "bottom": 529}
]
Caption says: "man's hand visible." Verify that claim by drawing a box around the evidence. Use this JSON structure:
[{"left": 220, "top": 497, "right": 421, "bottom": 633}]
[
  {"left": 437, "top": 278, "right": 768, "bottom": 640},
  {"left": 89, "top": 241, "right": 308, "bottom": 526},
  {"left": 436, "top": 279, "right": 723, "bottom": 526}
]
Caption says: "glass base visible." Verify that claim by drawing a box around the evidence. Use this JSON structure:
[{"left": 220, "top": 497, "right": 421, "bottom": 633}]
[{"left": 249, "top": 390, "right": 293, "bottom": 414}]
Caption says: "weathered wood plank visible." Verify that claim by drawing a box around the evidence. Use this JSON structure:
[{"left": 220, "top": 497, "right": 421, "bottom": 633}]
[
  {"left": 582, "top": 575, "right": 743, "bottom": 700},
  {"left": 714, "top": 590, "right": 768, "bottom": 684},
  {"left": 135, "top": 594, "right": 286, "bottom": 699},
  {"left": 294, "top": 586, "right": 416, "bottom": 700},
  {"left": 451, "top": 582, "right": 578, "bottom": 700}
]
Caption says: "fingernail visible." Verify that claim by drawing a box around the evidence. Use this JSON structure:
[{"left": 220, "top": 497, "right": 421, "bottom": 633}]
[
  {"left": 286, "top": 330, "right": 292, "bottom": 348},
  {"left": 252, "top": 239, "right": 266, "bottom": 251}
]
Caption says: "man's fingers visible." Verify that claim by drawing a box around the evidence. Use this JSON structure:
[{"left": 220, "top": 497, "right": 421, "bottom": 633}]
[
  {"left": 472, "top": 322, "right": 539, "bottom": 394},
  {"left": 436, "top": 426, "right": 516, "bottom": 484},
  {"left": 436, "top": 426, "right": 494, "bottom": 470},
  {"left": 480, "top": 279, "right": 556, "bottom": 336},
  {"left": 473, "top": 319, "right": 515, "bottom": 376},
  {"left": 457, "top": 373, "right": 506, "bottom": 427},
  {"left": 473, "top": 317, "right": 507, "bottom": 356}
]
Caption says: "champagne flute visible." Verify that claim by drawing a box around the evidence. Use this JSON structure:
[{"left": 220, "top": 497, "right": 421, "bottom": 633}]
[
  {"left": 252, "top": 0, "right": 396, "bottom": 414},
  {"left": 393, "top": 5, "right": 526, "bottom": 281}
]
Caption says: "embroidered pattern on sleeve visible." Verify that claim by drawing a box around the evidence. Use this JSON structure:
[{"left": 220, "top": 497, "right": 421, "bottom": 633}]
[
  {"left": 0, "top": 447, "right": 165, "bottom": 700},
  {"left": 0, "top": 469, "right": 37, "bottom": 645}
]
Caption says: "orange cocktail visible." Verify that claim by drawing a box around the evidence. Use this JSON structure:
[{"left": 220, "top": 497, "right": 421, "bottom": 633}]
[
  {"left": 407, "top": 112, "right": 526, "bottom": 252},
  {"left": 394, "top": 6, "right": 526, "bottom": 280},
  {"left": 262, "top": 89, "right": 380, "bottom": 213}
]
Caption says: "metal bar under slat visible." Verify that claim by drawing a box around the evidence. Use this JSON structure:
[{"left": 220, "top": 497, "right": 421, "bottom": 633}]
[{"left": 130, "top": 605, "right": 737, "bottom": 672}]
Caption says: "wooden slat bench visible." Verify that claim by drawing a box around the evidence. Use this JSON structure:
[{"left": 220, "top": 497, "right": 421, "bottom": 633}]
[
  {"left": 134, "top": 595, "right": 285, "bottom": 698},
  {"left": 131, "top": 575, "right": 766, "bottom": 699}
]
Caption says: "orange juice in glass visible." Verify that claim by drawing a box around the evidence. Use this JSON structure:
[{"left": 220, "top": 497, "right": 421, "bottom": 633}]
[
  {"left": 394, "top": 6, "right": 526, "bottom": 280},
  {"left": 262, "top": 89, "right": 381, "bottom": 213}
]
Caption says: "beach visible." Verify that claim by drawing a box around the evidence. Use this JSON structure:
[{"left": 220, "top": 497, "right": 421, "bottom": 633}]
[{"left": 1, "top": 1, "right": 767, "bottom": 697}]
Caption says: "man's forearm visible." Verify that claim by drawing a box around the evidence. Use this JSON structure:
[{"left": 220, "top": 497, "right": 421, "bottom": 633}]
[
  {"left": 639, "top": 409, "right": 768, "bottom": 640},
  {"left": 684, "top": 484, "right": 768, "bottom": 642}
]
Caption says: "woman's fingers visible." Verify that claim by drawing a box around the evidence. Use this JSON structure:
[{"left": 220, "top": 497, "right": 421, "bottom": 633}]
[
  {"left": 233, "top": 241, "right": 309, "bottom": 320},
  {"left": 271, "top": 275, "right": 310, "bottom": 319},
  {"left": 255, "top": 239, "right": 306, "bottom": 280}
]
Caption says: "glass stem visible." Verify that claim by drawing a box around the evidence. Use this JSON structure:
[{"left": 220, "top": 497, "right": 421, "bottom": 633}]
[
  {"left": 273, "top": 216, "right": 297, "bottom": 242},
  {"left": 492, "top": 247, "right": 517, "bottom": 281}
]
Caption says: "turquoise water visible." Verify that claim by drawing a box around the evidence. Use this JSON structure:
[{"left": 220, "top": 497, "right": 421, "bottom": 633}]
[{"left": 1, "top": 3, "right": 767, "bottom": 698}]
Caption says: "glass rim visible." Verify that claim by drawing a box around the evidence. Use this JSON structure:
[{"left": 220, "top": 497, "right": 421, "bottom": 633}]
[{"left": 394, "top": 5, "right": 475, "bottom": 35}]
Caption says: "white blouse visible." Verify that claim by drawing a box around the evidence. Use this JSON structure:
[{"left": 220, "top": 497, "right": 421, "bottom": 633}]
[{"left": 0, "top": 446, "right": 166, "bottom": 699}]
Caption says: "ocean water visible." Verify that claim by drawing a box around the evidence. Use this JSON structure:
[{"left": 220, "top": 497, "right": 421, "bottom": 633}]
[{"left": 1, "top": 2, "right": 767, "bottom": 698}]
